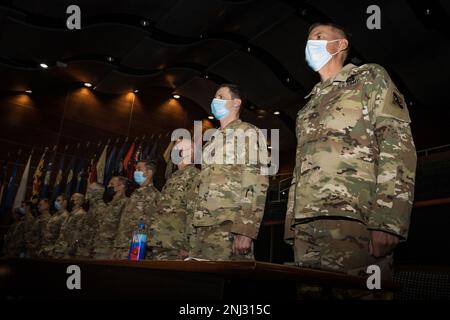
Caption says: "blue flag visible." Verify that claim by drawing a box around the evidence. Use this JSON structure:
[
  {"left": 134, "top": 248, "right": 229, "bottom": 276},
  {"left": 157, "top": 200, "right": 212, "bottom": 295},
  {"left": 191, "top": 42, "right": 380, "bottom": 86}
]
[
  {"left": 0, "top": 157, "right": 19, "bottom": 215},
  {"left": 64, "top": 153, "right": 77, "bottom": 198},
  {"left": 104, "top": 145, "right": 116, "bottom": 187},
  {"left": 51, "top": 152, "right": 66, "bottom": 203},
  {"left": 75, "top": 158, "right": 87, "bottom": 193},
  {"left": 115, "top": 140, "right": 129, "bottom": 176},
  {"left": 40, "top": 147, "right": 57, "bottom": 198}
]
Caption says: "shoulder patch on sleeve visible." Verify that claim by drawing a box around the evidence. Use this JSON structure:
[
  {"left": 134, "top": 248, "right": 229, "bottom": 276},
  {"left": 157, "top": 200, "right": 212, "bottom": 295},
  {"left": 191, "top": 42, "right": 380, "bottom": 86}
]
[{"left": 379, "top": 82, "right": 411, "bottom": 123}]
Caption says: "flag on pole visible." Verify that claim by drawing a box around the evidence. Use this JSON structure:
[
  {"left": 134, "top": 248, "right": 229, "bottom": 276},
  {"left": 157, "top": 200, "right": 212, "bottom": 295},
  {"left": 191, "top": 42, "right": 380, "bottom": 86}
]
[
  {"left": 115, "top": 138, "right": 129, "bottom": 176},
  {"left": 64, "top": 153, "right": 77, "bottom": 198},
  {"left": 40, "top": 146, "right": 57, "bottom": 198},
  {"left": 123, "top": 142, "right": 135, "bottom": 179},
  {"left": 12, "top": 152, "right": 32, "bottom": 209},
  {"left": 51, "top": 147, "right": 67, "bottom": 202},
  {"left": 1, "top": 155, "right": 20, "bottom": 215},
  {"left": 104, "top": 144, "right": 117, "bottom": 187},
  {"left": 30, "top": 148, "right": 47, "bottom": 204},
  {"left": 75, "top": 158, "right": 87, "bottom": 193},
  {"left": 96, "top": 143, "right": 108, "bottom": 185}
]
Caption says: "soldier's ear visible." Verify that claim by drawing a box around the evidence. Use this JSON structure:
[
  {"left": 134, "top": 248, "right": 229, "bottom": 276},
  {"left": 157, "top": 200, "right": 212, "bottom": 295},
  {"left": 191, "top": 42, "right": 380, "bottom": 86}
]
[{"left": 233, "top": 98, "right": 242, "bottom": 109}]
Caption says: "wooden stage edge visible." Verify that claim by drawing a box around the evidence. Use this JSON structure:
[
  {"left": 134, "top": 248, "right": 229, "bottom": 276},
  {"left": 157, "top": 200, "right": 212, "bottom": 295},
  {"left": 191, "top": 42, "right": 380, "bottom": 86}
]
[{"left": 0, "top": 258, "right": 398, "bottom": 291}]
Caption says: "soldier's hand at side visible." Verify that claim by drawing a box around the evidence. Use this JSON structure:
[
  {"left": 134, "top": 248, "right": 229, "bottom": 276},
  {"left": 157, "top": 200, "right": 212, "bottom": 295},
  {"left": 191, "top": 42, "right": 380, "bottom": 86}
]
[
  {"left": 369, "top": 230, "right": 399, "bottom": 258},
  {"left": 178, "top": 250, "right": 189, "bottom": 260},
  {"left": 232, "top": 235, "right": 252, "bottom": 255}
]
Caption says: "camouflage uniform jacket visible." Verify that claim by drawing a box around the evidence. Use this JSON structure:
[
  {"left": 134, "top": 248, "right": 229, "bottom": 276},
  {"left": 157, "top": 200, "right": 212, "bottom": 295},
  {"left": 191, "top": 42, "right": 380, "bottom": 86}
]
[
  {"left": 40, "top": 210, "right": 70, "bottom": 255},
  {"left": 74, "top": 189, "right": 104, "bottom": 257},
  {"left": 4, "top": 219, "right": 26, "bottom": 256},
  {"left": 285, "top": 63, "right": 417, "bottom": 242},
  {"left": 114, "top": 184, "right": 160, "bottom": 251},
  {"left": 54, "top": 207, "right": 86, "bottom": 256},
  {"left": 27, "top": 211, "right": 51, "bottom": 256},
  {"left": 92, "top": 193, "right": 127, "bottom": 256},
  {"left": 150, "top": 165, "right": 200, "bottom": 251},
  {"left": 192, "top": 118, "right": 269, "bottom": 239}
]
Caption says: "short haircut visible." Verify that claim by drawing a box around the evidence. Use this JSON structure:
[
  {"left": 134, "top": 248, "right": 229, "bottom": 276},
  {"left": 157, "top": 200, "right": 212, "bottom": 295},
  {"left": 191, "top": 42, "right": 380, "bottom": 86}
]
[
  {"left": 115, "top": 176, "right": 129, "bottom": 186},
  {"left": 308, "top": 22, "right": 350, "bottom": 62},
  {"left": 138, "top": 159, "right": 157, "bottom": 173},
  {"left": 39, "top": 198, "right": 49, "bottom": 204},
  {"left": 219, "top": 84, "right": 246, "bottom": 110},
  {"left": 57, "top": 194, "right": 68, "bottom": 202}
]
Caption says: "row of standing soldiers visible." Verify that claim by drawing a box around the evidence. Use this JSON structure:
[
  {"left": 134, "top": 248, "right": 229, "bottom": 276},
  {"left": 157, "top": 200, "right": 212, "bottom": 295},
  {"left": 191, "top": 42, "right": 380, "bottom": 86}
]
[{"left": 3, "top": 133, "right": 269, "bottom": 261}]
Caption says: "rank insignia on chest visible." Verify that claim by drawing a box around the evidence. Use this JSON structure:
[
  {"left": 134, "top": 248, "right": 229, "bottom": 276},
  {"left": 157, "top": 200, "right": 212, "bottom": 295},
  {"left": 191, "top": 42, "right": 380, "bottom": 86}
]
[{"left": 338, "top": 75, "right": 357, "bottom": 89}]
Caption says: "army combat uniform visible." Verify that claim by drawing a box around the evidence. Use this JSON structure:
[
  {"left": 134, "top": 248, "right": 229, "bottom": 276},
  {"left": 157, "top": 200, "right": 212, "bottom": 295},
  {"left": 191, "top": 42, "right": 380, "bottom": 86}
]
[
  {"left": 284, "top": 64, "right": 417, "bottom": 287},
  {"left": 189, "top": 119, "right": 269, "bottom": 261},
  {"left": 53, "top": 207, "right": 86, "bottom": 258},
  {"left": 149, "top": 164, "right": 199, "bottom": 260},
  {"left": 114, "top": 184, "right": 160, "bottom": 260},
  {"left": 27, "top": 211, "right": 51, "bottom": 258},
  {"left": 74, "top": 188, "right": 104, "bottom": 259},
  {"left": 3, "top": 219, "right": 26, "bottom": 257},
  {"left": 92, "top": 192, "right": 128, "bottom": 260},
  {"left": 39, "top": 210, "right": 69, "bottom": 258}
]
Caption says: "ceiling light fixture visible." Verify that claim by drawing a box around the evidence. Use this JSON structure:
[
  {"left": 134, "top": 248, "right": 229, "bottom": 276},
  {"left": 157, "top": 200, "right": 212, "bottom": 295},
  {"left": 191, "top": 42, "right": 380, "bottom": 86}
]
[
  {"left": 273, "top": 111, "right": 280, "bottom": 115},
  {"left": 25, "top": 90, "right": 32, "bottom": 94},
  {"left": 208, "top": 116, "right": 214, "bottom": 120},
  {"left": 173, "top": 94, "right": 180, "bottom": 99},
  {"left": 39, "top": 63, "right": 48, "bottom": 69},
  {"left": 84, "top": 82, "right": 93, "bottom": 88}
]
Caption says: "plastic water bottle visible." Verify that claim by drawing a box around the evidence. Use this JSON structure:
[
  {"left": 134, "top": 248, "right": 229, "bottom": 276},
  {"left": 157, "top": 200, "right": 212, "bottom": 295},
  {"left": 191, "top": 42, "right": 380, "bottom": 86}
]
[{"left": 128, "top": 222, "right": 147, "bottom": 261}]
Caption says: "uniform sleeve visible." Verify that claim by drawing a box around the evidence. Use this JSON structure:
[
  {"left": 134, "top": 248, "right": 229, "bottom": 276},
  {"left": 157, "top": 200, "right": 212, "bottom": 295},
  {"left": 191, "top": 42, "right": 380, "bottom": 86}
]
[
  {"left": 230, "top": 129, "right": 269, "bottom": 239},
  {"left": 367, "top": 66, "right": 417, "bottom": 240},
  {"left": 284, "top": 174, "right": 296, "bottom": 245}
]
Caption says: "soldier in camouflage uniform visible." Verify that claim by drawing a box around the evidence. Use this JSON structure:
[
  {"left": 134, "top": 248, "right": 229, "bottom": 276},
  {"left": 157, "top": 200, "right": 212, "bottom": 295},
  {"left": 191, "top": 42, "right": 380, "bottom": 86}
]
[
  {"left": 3, "top": 209, "right": 26, "bottom": 257},
  {"left": 27, "top": 199, "right": 51, "bottom": 258},
  {"left": 75, "top": 184, "right": 105, "bottom": 259},
  {"left": 39, "top": 195, "right": 70, "bottom": 258},
  {"left": 114, "top": 160, "right": 160, "bottom": 260},
  {"left": 149, "top": 139, "right": 199, "bottom": 260},
  {"left": 284, "top": 23, "right": 417, "bottom": 296},
  {"left": 91, "top": 177, "right": 129, "bottom": 260},
  {"left": 53, "top": 193, "right": 86, "bottom": 258},
  {"left": 189, "top": 84, "right": 269, "bottom": 261}
]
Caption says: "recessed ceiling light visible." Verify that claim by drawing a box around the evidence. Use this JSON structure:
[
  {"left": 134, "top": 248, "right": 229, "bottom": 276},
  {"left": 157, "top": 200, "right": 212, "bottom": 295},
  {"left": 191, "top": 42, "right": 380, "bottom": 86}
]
[
  {"left": 273, "top": 111, "right": 280, "bottom": 115},
  {"left": 173, "top": 94, "right": 180, "bottom": 99},
  {"left": 84, "top": 82, "right": 93, "bottom": 88},
  {"left": 140, "top": 20, "right": 149, "bottom": 27},
  {"left": 106, "top": 56, "right": 114, "bottom": 62},
  {"left": 25, "top": 90, "right": 32, "bottom": 94},
  {"left": 134, "top": 89, "right": 139, "bottom": 93},
  {"left": 208, "top": 116, "right": 214, "bottom": 120},
  {"left": 39, "top": 63, "right": 48, "bottom": 69},
  {"left": 257, "top": 115, "right": 264, "bottom": 119}
]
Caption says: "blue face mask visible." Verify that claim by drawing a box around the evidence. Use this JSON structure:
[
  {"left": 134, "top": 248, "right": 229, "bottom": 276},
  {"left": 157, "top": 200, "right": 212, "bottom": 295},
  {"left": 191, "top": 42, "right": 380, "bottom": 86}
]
[
  {"left": 305, "top": 39, "right": 342, "bottom": 72},
  {"left": 54, "top": 201, "right": 62, "bottom": 211},
  {"left": 211, "top": 98, "right": 230, "bottom": 120},
  {"left": 134, "top": 170, "right": 146, "bottom": 186}
]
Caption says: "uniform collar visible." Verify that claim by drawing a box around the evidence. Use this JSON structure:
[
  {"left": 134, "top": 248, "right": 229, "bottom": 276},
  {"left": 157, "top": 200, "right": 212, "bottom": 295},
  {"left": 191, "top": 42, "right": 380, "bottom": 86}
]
[
  {"left": 220, "top": 118, "right": 242, "bottom": 130},
  {"left": 305, "top": 63, "right": 357, "bottom": 99}
]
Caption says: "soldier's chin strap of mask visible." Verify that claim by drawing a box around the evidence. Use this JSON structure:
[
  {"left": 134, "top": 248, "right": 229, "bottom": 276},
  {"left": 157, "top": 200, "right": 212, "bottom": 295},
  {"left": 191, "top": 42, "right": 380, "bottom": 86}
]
[{"left": 305, "top": 39, "right": 344, "bottom": 72}]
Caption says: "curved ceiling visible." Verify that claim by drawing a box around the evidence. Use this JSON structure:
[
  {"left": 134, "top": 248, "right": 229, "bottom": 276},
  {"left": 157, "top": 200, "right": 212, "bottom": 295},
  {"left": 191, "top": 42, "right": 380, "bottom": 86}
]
[{"left": 0, "top": 0, "right": 449, "bottom": 151}]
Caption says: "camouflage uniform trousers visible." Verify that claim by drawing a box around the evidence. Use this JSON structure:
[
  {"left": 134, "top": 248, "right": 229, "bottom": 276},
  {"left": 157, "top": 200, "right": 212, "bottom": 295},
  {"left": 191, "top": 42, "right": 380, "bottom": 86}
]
[
  {"left": 293, "top": 218, "right": 393, "bottom": 300},
  {"left": 146, "top": 247, "right": 181, "bottom": 261},
  {"left": 189, "top": 221, "right": 254, "bottom": 261}
]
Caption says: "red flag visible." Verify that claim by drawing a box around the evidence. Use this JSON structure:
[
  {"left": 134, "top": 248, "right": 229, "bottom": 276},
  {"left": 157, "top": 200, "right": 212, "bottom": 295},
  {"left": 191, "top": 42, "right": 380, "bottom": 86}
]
[
  {"left": 123, "top": 142, "right": 135, "bottom": 178},
  {"left": 87, "top": 157, "right": 97, "bottom": 184}
]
